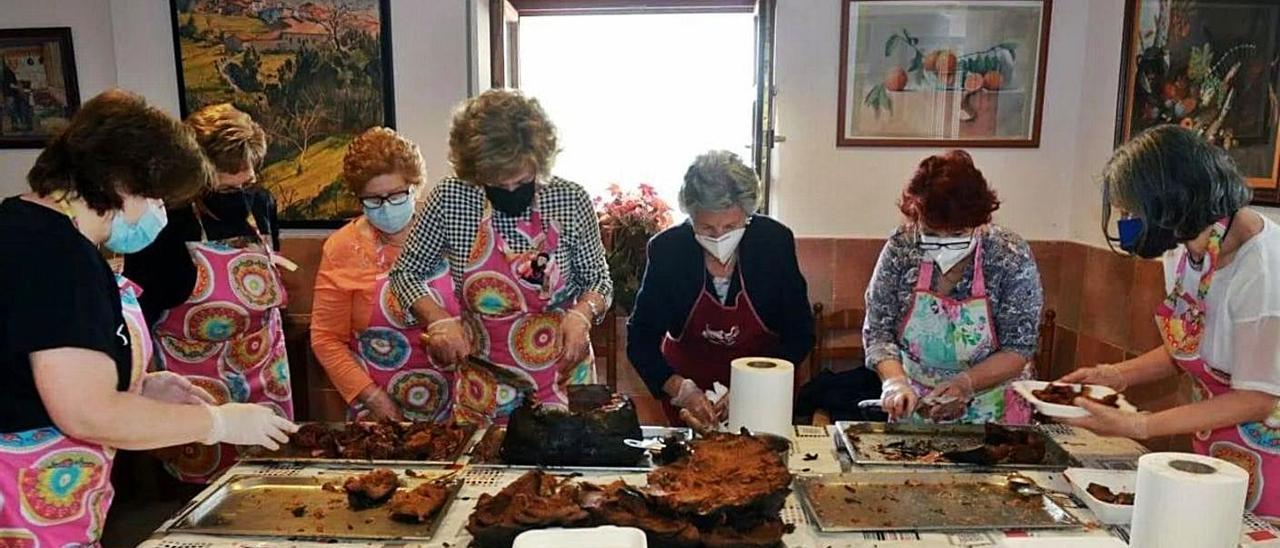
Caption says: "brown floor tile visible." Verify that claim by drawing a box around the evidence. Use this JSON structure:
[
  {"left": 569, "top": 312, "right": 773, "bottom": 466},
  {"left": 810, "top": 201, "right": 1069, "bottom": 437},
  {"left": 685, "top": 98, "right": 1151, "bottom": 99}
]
[
  {"left": 795, "top": 238, "right": 836, "bottom": 308},
  {"left": 1056, "top": 243, "right": 1087, "bottom": 329},
  {"left": 1079, "top": 246, "right": 1135, "bottom": 347},
  {"left": 1127, "top": 258, "right": 1166, "bottom": 353},
  {"left": 832, "top": 239, "right": 886, "bottom": 310}
]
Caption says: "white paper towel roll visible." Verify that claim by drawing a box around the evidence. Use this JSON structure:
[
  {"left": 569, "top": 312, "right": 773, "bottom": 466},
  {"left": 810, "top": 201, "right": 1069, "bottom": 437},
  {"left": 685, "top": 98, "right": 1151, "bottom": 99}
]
[
  {"left": 1130, "top": 452, "right": 1249, "bottom": 548},
  {"left": 726, "top": 357, "right": 793, "bottom": 438}
]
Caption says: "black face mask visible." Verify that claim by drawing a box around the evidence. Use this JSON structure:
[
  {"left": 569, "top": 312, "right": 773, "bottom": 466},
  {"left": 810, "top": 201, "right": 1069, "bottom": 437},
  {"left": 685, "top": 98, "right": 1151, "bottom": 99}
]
[
  {"left": 1116, "top": 217, "right": 1181, "bottom": 259},
  {"left": 201, "top": 189, "right": 250, "bottom": 220},
  {"left": 484, "top": 183, "right": 536, "bottom": 217}
]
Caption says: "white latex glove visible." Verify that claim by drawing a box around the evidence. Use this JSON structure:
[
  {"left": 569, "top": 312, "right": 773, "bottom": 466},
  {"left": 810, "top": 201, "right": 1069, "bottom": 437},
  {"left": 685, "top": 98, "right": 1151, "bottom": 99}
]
[
  {"left": 202, "top": 403, "right": 299, "bottom": 450},
  {"left": 141, "top": 371, "right": 217, "bottom": 405},
  {"left": 670, "top": 378, "right": 717, "bottom": 426},
  {"left": 880, "top": 377, "right": 919, "bottom": 421},
  {"left": 925, "top": 372, "right": 974, "bottom": 421}
]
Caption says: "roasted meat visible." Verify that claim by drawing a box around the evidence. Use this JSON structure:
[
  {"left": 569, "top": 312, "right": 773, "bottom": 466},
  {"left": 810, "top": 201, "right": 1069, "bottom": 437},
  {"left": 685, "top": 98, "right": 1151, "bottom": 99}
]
[
  {"left": 646, "top": 431, "right": 792, "bottom": 517},
  {"left": 467, "top": 471, "right": 590, "bottom": 548},
  {"left": 701, "top": 519, "right": 794, "bottom": 548},
  {"left": 578, "top": 481, "right": 700, "bottom": 548},
  {"left": 292, "top": 423, "right": 337, "bottom": 458},
  {"left": 388, "top": 481, "right": 451, "bottom": 523},
  {"left": 500, "top": 385, "right": 644, "bottom": 467},
  {"left": 1086, "top": 482, "right": 1135, "bottom": 505},
  {"left": 1033, "top": 383, "right": 1122, "bottom": 408},
  {"left": 343, "top": 468, "right": 400, "bottom": 509},
  {"left": 400, "top": 422, "right": 469, "bottom": 460}
]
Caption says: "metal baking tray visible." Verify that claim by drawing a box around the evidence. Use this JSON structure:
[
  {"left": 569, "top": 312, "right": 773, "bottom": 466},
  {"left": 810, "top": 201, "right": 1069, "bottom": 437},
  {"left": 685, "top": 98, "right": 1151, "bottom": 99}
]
[
  {"left": 468, "top": 425, "right": 692, "bottom": 471},
  {"left": 165, "top": 471, "right": 462, "bottom": 541},
  {"left": 240, "top": 422, "right": 477, "bottom": 466},
  {"left": 795, "top": 472, "right": 1080, "bottom": 532},
  {"left": 836, "top": 421, "right": 1079, "bottom": 471}
]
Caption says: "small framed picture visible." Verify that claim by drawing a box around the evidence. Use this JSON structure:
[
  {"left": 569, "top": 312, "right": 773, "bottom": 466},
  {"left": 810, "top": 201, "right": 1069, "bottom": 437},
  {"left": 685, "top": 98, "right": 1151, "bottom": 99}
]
[
  {"left": 0, "top": 27, "right": 80, "bottom": 149},
  {"left": 837, "top": 0, "right": 1052, "bottom": 147}
]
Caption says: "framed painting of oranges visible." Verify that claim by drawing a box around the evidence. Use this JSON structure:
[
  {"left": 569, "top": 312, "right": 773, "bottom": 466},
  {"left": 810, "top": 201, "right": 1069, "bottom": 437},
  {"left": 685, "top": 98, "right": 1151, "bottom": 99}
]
[
  {"left": 1116, "top": 0, "right": 1280, "bottom": 205},
  {"left": 836, "top": 0, "right": 1052, "bottom": 147}
]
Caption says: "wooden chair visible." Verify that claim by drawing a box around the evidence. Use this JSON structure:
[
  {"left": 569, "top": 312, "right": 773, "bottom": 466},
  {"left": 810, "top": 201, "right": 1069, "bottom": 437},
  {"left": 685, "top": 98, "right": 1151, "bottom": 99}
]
[
  {"left": 809, "top": 302, "right": 866, "bottom": 379},
  {"left": 591, "top": 311, "right": 619, "bottom": 390}
]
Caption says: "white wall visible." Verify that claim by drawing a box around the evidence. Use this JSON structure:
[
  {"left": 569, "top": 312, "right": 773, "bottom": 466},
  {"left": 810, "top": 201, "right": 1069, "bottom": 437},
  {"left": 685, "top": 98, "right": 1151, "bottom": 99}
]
[
  {"left": 3, "top": 0, "right": 472, "bottom": 200},
  {"left": 0, "top": 0, "right": 119, "bottom": 196}
]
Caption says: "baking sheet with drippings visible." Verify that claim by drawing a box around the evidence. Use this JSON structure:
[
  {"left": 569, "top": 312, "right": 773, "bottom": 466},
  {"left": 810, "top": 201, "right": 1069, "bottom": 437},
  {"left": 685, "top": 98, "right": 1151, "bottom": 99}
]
[
  {"left": 167, "top": 471, "right": 461, "bottom": 541},
  {"left": 795, "top": 472, "right": 1080, "bottom": 532},
  {"left": 836, "top": 421, "right": 1079, "bottom": 470},
  {"left": 240, "top": 422, "right": 476, "bottom": 466},
  {"left": 468, "top": 425, "right": 692, "bottom": 471}
]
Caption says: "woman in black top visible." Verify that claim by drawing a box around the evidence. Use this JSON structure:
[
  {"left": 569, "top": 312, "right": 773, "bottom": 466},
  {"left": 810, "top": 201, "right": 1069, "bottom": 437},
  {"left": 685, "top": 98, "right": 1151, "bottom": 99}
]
[
  {"left": 627, "top": 151, "right": 814, "bottom": 427},
  {"left": 122, "top": 103, "right": 294, "bottom": 484},
  {"left": 0, "top": 90, "right": 295, "bottom": 546}
]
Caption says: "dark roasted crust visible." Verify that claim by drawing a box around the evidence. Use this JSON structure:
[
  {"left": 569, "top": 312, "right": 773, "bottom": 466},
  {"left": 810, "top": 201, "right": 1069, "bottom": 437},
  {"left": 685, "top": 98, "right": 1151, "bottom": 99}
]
[
  {"left": 1033, "top": 384, "right": 1121, "bottom": 408},
  {"left": 499, "top": 386, "right": 644, "bottom": 467},
  {"left": 1086, "top": 482, "right": 1135, "bottom": 505},
  {"left": 646, "top": 432, "right": 792, "bottom": 516},
  {"left": 343, "top": 469, "right": 400, "bottom": 509},
  {"left": 388, "top": 482, "right": 451, "bottom": 523}
]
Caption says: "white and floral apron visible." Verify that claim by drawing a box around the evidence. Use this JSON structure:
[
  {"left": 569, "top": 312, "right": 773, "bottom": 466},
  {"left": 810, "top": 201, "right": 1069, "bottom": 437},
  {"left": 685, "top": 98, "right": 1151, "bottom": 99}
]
[
  {"left": 899, "top": 235, "right": 1033, "bottom": 424},
  {"left": 0, "top": 275, "right": 150, "bottom": 547},
  {"left": 150, "top": 213, "right": 292, "bottom": 483},
  {"left": 1157, "top": 218, "right": 1279, "bottom": 522}
]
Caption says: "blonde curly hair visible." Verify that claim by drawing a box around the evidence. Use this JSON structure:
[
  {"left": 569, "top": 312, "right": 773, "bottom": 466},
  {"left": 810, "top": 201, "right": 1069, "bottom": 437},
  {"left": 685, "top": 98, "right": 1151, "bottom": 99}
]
[
  {"left": 185, "top": 103, "right": 267, "bottom": 174},
  {"left": 343, "top": 127, "right": 426, "bottom": 195},
  {"left": 448, "top": 89, "right": 558, "bottom": 185}
]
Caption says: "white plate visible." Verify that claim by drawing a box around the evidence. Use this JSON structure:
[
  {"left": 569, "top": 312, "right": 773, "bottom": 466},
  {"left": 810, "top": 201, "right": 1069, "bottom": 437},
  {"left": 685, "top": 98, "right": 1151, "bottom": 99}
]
[
  {"left": 1063, "top": 468, "right": 1137, "bottom": 525},
  {"left": 513, "top": 526, "right": 647, "bottom": 548},
  {"left": 997, "top": 538, "right": 1127, "bottom": 547},
  {"left": 1012, "top": 380, "right": 1136, "bottom": 418}
]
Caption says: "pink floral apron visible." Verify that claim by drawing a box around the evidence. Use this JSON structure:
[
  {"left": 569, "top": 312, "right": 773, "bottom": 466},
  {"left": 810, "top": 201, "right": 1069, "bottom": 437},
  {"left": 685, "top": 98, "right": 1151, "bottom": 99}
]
[
  {"left": 150, "top": 213, "right": 292, "bottom": 483},
  {"left": 898, "top": 235, "right": 1033, "bottom": 424},
  {"left": 452, "top": 201, "right": 594, "bottom": 427},
  {"left": 1157, "top": 218, "right": 1279, "bottom": 522},
  {"left": 0, "top": 275, "right": 150, "bottom": 547},
  {"left": 347, "top": 266, "right": 460, "bottom": 422}
]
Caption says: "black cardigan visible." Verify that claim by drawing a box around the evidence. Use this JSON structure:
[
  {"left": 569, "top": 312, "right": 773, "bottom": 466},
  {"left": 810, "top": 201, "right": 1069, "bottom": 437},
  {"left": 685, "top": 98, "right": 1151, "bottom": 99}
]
[
  {"left": 625, "top": 215, "right": 814, "bottom": 397},
  {"left": 122, "top": 188, "right": 281, "bottom": 326}
]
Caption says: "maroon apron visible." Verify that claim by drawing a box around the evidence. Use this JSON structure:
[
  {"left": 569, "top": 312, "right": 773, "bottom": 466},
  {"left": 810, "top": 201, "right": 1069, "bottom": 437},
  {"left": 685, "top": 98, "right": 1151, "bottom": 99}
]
[{"left": 659, "top": 269, "right": 781, "bottom": 424}]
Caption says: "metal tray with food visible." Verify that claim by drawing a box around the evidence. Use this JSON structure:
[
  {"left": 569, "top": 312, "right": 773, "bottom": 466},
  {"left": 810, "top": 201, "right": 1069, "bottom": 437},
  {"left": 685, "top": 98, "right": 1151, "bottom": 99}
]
[
  {"left": 795, "top": 472, "right": 1081, "bottom": 532},
  {"left": 836, "top": 421, "right": 1079, "bottom": 470},
  {"left": 163, "top": 469, "right": 462, "bottom": 541},
  {"left": 468, "top": 425, "right": 692, "bottom": 470},
  {"left": 240, "top": 421, "right": 477, "bottom": 466}
]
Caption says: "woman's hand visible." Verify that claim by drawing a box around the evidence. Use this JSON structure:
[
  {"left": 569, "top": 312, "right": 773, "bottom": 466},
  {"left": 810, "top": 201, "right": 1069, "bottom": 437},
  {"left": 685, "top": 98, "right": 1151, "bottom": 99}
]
[
  {"left": 358, "top": 386, "right": 404, "bottom": 422},
  {"left": 668, "top": 376, "right": 718, "bottom": 426},
  {"left": 925, "top": 372, "right": 974, "bottom": 421},
  {"left": 141, "top": 371, "right": 217, "bottom": 405},
  {"left": 1061, "top": 398, "right": 1151, "bottom": 439},
  {"left": 558, "top": 309, "right": 592, "bottom": 367},
  {"left": 1058, "top": 364, "right": 1128, "bottom": 391},
  {"left": 422, "top": 317, "right": 469, "bottom": 365},
  {"left": 880, "top": 377, "right": 919, "bottom": 421}
]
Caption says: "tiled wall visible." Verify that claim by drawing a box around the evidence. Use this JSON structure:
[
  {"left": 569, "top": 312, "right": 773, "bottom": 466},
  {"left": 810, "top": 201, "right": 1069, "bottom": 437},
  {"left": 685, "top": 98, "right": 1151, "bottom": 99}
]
[{"left": 276, "top": 234, "right": 1193, "bottom": 450}]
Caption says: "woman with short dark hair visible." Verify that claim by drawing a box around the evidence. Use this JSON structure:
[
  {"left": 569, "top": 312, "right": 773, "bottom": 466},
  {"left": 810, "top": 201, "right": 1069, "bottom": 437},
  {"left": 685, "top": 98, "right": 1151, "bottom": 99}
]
[
  {"left": 1062, "top": 125, "right": 1279, "bottom": 522},
  {"left": 0, "top": 90, "right": 295, "bottom": 545},
  {"left": 865, "top": 150, "right": 1043, "bottom": 424}
]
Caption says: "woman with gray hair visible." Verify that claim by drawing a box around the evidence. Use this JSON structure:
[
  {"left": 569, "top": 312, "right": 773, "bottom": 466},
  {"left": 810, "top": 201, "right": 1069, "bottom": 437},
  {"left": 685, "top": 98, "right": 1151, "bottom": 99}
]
[{"left": 627, "top": 150, "right": 813, "bottom": 427}]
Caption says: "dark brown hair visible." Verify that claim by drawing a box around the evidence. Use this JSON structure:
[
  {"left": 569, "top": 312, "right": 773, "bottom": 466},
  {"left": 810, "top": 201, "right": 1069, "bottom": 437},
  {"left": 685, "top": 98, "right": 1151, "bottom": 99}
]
[
  {"left": 899, "top": 149, "right": 1000, "bottom": 231},
  {"left": 27, "top": 89, "right": 213, "bottom": 214}
]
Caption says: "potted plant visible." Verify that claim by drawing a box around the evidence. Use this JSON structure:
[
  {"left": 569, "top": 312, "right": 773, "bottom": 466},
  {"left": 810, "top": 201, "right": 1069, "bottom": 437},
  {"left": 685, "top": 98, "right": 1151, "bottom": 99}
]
[{"left": 595, "top": 183, "right": 675, "bottom": 316}]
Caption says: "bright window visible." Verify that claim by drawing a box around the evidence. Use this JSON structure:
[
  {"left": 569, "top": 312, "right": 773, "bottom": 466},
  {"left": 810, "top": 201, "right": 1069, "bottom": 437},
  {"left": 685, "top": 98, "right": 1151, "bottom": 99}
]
[{"left": 518, "top": 13, "right": 755, "bottom": 216}]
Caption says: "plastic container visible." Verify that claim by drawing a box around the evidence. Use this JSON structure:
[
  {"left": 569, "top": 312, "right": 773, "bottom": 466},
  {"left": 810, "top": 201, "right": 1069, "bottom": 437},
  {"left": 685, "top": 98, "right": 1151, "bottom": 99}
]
[
  {"left": 1062, "top": 467, "right": 1137, "bottom": 525},
  {"left": 997, "top": 538, "right": 1127, "bottom": 547},
  {"left": 1012, "top": 380, "right": 1136, "bottom": 418},
  {"left": 513, "top": 526, "right": 648, "bottom": 548}
]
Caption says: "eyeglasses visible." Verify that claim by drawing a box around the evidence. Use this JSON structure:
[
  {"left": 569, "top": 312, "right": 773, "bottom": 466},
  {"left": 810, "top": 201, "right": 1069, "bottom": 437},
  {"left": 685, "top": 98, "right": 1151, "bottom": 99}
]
[
  {"left": 360, "top": 189, "right": 413, "bottom": 209},
  {"left": 917, "top": 240, "right": 973, "bottom": 251}
]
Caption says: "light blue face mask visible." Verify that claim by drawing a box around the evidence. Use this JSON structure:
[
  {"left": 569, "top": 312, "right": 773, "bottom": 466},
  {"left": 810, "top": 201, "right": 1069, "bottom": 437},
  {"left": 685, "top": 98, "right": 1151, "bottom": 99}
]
[
  {"left": 105, "top": 200, "right": 168, "bottom": 254},
  {"left": 364, "top": 199, "right": 415, "bottom": 234}
]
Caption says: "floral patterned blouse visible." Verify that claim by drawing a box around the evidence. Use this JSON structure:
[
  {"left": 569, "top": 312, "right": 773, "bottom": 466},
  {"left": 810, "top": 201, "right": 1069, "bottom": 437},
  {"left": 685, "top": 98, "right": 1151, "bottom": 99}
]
[{"left": 862, "top": 224, "right": 1044, "bottom": 370}]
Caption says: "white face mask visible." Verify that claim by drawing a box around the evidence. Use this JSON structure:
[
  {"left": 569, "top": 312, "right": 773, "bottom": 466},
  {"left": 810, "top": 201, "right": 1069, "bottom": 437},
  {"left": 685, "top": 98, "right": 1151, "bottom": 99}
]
[
  {"left": 696, "top": 227, "right": 746, "bottom": 264},
  {"left": 920, "top": 234, "right": 976, "bottom": 273}
]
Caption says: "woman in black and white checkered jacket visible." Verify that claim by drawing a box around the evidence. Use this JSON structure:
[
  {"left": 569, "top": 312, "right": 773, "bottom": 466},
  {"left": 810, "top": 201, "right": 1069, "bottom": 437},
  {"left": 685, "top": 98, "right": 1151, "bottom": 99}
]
[{"left": 389, "top": 89, "right": 612, "bottom": 425}]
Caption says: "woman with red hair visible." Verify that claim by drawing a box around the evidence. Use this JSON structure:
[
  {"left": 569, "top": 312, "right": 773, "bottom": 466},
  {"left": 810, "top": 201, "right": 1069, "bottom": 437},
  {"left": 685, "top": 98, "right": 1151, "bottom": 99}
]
[{"left": 864, "top": 150, "right": 1042, "bottom": 424}]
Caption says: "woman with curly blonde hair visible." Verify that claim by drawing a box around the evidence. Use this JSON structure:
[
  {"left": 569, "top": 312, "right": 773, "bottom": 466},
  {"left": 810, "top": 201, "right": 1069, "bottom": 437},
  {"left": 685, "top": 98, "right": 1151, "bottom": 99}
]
[
  {"left": 390, "top": 89, "right": 612, "bottom": 425},
  {"left": 311, "top": 127, "right": 460, "bottom": 421},
  {"left": 123, "top": 102, "right": 293, "bottom": 483}
]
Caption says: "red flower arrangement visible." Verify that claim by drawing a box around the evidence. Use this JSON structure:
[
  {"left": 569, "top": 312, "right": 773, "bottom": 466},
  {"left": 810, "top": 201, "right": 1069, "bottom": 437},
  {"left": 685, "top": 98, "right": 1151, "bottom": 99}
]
[{"left": 595, "top": 183, "right": 674, "bottom": 314}]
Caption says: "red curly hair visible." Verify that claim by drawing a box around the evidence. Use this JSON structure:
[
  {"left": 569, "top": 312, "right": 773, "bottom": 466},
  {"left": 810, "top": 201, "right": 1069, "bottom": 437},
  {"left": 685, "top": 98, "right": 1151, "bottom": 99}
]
[{"left": 899, "top": 150, "right": 1000, "bottom": 231}]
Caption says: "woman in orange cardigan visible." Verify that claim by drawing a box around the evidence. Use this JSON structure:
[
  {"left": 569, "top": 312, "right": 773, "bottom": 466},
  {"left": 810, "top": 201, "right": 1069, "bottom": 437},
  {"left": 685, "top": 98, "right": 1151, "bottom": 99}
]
[{"left": 311, "top": 128, "right": 459, "bottom": 421}]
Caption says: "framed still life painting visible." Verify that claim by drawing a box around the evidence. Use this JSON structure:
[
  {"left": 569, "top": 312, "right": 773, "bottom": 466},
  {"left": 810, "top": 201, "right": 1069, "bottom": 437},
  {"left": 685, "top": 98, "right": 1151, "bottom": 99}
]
[
  {"left": 169, "top": 0, "right": 396, "bottom": 227},
  {"left": 837, "top": 0, "right": 1052, "bottom": 147},
  {"left": 0, "top": 27, "right": 80, "bottom": 149},
  {"left": 1117, "top": 0, "right": 1280, "bottom": 204}
]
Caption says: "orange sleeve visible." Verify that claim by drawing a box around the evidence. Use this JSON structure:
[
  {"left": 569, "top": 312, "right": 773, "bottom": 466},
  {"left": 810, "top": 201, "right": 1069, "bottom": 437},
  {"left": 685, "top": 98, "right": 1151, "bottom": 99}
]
[{"left": 310, "top": 226, "right": 375, "bottom": 404}]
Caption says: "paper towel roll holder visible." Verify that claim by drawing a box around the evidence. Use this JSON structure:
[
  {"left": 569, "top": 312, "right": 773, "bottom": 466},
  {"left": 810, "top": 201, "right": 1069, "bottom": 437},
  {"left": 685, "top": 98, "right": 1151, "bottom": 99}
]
[
  {"left": 1168, "top": 459, "right": 1217, "bottom": 474},
  {"left": 746, "top": 360, "right": 777, "bottom": 369}
]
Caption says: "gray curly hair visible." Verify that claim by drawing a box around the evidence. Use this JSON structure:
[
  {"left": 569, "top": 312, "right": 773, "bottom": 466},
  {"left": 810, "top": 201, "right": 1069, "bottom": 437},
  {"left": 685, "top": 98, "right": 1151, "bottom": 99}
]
[{"left": 678, "top": 150, "right": 760, "bottom": 215}]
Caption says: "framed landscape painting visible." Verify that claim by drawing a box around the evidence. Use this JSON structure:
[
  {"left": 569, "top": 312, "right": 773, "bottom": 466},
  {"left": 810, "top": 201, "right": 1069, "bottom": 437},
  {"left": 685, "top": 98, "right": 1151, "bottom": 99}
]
[
  {"left": 1117, "top": 0, "right": 1280, "bottom": 205},
  {"left": 169, "top": 0, "right": 395, "bottom": 227},
  {"left": 0, "top": 27, "right": 80, "bottom": 148},
  {"left": 837, "top": 0, "right": 1052, "bottom": 147}
]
